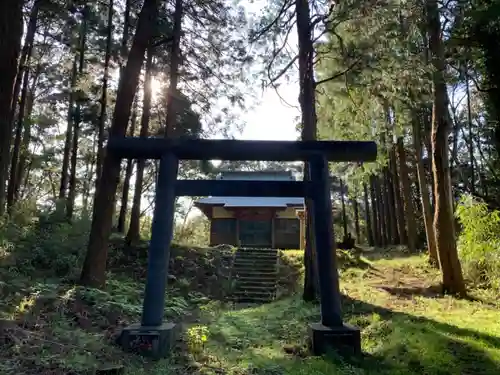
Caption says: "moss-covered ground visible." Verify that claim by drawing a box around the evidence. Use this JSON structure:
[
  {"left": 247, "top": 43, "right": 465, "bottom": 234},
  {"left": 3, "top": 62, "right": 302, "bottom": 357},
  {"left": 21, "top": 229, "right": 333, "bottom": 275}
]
[{"left": 1, "top": 244, "right": 499, "bottom": 374}]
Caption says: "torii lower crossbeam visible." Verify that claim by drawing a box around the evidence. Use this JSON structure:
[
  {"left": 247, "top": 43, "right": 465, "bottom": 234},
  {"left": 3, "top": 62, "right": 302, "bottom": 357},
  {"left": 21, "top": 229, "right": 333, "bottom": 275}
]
[{"left": 114, "top": 137, "right": 376, "bottom": 358}]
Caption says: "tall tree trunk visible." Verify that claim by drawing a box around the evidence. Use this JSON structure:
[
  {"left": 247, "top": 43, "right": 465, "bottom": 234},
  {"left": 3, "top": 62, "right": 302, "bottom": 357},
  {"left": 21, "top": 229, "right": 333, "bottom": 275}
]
[
  {"left": 60, "top": 56, "right": 78, "bottom": 199},
  {"left": 7, "top": 0, "right": 41, "bottom": 212},
  {"left": 296, "top": 0, "right": 318, "bottom": 302},
  {"left": 7, "top": 60, "right": 33, "bottom": 211},
  {"left": 369, "top": 176, "right": 380, "bottom": 246},
  {"left": 450, "top": 117, "right": 459, "bottom": 172},
  {"left": 111, "top": 0, "right": 132, "bottom": 216},
  {"left": 352, "top": 195, "right": 360, "bottom": 244},
  {"left": 164, "top": 0, "right": 183, "bottom": 136},
  {"left": 13, "top": 70, "right": 39, "bottom": 205},
  {"left": 391, "top": 147, "right": 407, "bottom": 244},
  {"left": 340, "top": 179, "right": 348, "bottom": 239},
  {"left": 117, "top": 100, "right": 138, "bottom": 233},
  {"left": 7, "top": 13, "right": 37, "bottom": 172},
  {"left": 465, "top": 65, "right": 475, "bottom": 194},
  {"left": 420, "top": 107, "right": 436, "bottom": 212},
  {"left": 384, "top": 166, "right": 398, "bottom": 244},
  {"left": 375, "top": 176, "right": 387, "bottom": 246},
  {"left": 82, "top": 134, "right": 97, "bottom": 216},
  {"left": 80, "top": 0, "right": 159, "bottom": 288},
  {"left": 6, "top": 2, "right": 41, "bottom": 212},
  {"left": 363, "top": 182, "right": 374, "bottom": 246},
  {"left": 397, "top": 137, "right": 417, "bottom": 252},
  {"left": 95, "top": 0, "right": 114, "bottom": 190},
  {"left": 413, "top": 169, "right": 423, "bottom": 215},
  {"left": 0, "top": 0, "right": 28, "bottom": 216},
  {"left": 412, "top": 114, "right": 438, "bottom": 266},
  {"left": 126, "top": 47, "right": 154, "bottom": 246},
  {"left": 379, "top": 174, "right": 390, "bottom": 246},
  {"left": 426, "top": 0, "right": 466, "bottom": 295},
  {"left": 67, "top": 8, "right": 88, "bottom": 220},
  {"left": 119, "top": 0, "right": 132, "bottom": 73}
]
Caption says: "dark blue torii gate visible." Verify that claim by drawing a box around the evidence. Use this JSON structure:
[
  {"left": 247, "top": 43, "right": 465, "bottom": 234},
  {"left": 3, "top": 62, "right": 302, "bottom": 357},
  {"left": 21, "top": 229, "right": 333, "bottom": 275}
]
[{"left": 113, "top": 137, "right": 377, "bottom": 358}]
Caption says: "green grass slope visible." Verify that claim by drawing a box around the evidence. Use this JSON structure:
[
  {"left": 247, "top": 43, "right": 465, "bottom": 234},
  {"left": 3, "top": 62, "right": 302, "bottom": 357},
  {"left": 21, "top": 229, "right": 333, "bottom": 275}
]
[{"left": 1, "top": 242, "right": 499, "bottom": 375}]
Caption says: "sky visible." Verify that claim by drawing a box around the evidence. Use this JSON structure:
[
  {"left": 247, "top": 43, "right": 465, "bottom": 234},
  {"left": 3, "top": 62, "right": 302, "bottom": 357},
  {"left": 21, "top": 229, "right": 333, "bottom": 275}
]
[
  {"left": 239, "top": 84, "right": 301, "bottom": 141},
  {"left": 238, "top": 0, "right": 301, "bottom": 142}
]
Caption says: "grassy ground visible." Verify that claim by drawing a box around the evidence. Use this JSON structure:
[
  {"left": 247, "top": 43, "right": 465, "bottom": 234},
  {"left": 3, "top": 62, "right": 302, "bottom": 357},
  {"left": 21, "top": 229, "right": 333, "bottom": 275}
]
[
  {"left": 2, "top": 245, "right": 500, "bottom": 374},
  {"left": 162, "top": 248, "right": 500, "bottom": 375}
]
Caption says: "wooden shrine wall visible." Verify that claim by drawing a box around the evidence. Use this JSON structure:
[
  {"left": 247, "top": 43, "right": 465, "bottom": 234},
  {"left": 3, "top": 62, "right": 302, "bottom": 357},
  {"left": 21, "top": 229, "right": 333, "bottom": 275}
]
[{"left": 209, "top": 206, "right": 301, "bottom": 249}]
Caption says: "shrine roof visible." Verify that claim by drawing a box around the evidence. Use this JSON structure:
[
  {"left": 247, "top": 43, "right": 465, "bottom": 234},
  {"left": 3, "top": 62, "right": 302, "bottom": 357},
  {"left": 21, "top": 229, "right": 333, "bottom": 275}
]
[
  {"left": 194, "top": 170, "right": 304, "bottom": 208},
  {"left": 195, "top": 196, "right": 304, "bottom": 207}
]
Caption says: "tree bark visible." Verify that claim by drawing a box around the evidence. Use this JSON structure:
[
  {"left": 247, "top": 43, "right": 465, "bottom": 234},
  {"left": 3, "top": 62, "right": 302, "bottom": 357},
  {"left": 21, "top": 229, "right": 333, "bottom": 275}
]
[
  {"left": 126, "top": 47, "right": 154, "bottom": 246},
  {"left": 374, "top": 176, "right": 386, "bottom": 246},
  {"left": 352, "top": 194, "right": 360, "bottom": 244},
  {"left": 379, "top": 174, "right": 390, "bottom": 246},
  {"left": 80, "top": 0, "right": 159, "bottom": 288},
  {"left": 426, "top": 0, "right": 466, "bottom": 295},
  {"left": 391, "top": 147, "right": 407, "bottom": 244},
  {"left": 164, "top": 0, "right": 183, "bottom": 136},
  {"left": 7, "top": 58, "right": 32, "bottom": 211},
  {"left": 13, "top": 68, "right": 39, "bottom": 205},
  {"left": 384, "top": 166, "right": 398, "bottom": 244},
  {"left": 0, "top": 0, "right": 26, "bottom": 216},
  {"left": 340, "top": 179, "right": 348, "bottom": 239},
  {"left": 363, "top": 182, "right": 374, "bottom": 246},
  {"left": 117, "top": 100, "right": 137, "bottom": 233},
  {"left": 296, "top": 0, "right": 318, "bottom": 302},
  {"left": 119, "top": 0, "right": 132, "bottom": 73},
  {"left": 5, "top": 4, "right": 36, "bottom": 186},
  {"left": 465, "top": 65, "right": 475, "bottom": 194},
  {"left": 111, "top": 0, "right": 132, "bottom": 220},
  {"left": 369, "top": 176, "right": 380, "bottom": 246},
  {"left": 397, "top": 137, "right": 417, "bottom": 252},
  {"left": 59, "top": 55, "right": 78, "bottom": 199},
  {"left": 6, "top": 2, "right": 40, "bottom": 212},
  {"left": 82, "top": 133, "right": 97, "bottom": 216},
  {"left": 412, "top": 114, "right": 438, "bottom": 266},
  {"left": 67, "top": 8, "right": 88, "bottom": 220},
  {"left": 95, "top": 0, "right": 114, "bottom": 190}
]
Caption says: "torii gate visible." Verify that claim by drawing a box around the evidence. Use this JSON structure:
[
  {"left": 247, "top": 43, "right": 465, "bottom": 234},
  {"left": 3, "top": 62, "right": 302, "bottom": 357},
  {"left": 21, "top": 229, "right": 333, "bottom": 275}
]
[{"left": 110, "top": 137, "right": 377, "bottom": 358}]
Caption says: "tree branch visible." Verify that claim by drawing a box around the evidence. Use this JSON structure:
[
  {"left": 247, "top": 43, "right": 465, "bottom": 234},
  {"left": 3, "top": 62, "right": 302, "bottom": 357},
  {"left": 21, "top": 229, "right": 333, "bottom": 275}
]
[
  {"left": 249, "top": 0, "right": 295, "bottom": 43},
  {"left": 315, "top": 57, "right": 362, "bottom": 87},
  {"left": 267, "top": 55, "right": 298, "bottom": 85}
]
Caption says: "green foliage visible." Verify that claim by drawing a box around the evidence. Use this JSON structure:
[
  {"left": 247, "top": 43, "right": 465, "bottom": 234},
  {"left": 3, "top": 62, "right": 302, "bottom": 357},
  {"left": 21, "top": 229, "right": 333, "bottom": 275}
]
[
  {"left": 194, "top": 253, "right": 500, "bottom": 375},
  {"left": 186, "top": 324, "right": 209, "bottom": 354},
  {"left": 0, "top": 206, "right": 91, "bottom": 278},
  {"left": 173, "top": 214, "right": 210, "bottom": 246},
  {"left": 456, "top": 195, "right": 500, "bottom": 290}
]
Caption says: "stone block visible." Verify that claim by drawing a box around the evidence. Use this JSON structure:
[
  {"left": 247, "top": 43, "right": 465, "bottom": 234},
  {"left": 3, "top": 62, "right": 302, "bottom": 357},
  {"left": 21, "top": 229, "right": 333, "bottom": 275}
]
[
  {"left": 117, "top": 322, "right": 177, "bottom": 359},
  {"left": 308, "top": 322, "right": 361, "bottom": 356}
]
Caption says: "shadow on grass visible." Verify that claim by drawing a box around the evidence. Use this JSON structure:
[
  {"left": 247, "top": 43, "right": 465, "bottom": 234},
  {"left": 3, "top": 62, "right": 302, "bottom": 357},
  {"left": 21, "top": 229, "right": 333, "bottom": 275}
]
[
  {"left": 377, "top": 285, "right": 445, "bottom": 299},
  {"left": 359, "top": 246, "right": 423, "bottom": 262},
  {"left": 202, "top": 295, "right": 500, "bottom": 375},
  {"left": 378, "top": 285, "right": 499, "bottom": 309},
  {"left": 342, "top": 294, "right": 500, "bottom": 374}
]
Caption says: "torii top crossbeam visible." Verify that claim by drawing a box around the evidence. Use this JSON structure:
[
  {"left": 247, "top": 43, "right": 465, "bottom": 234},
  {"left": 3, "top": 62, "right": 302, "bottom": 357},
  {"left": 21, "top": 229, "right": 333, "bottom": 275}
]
[{"left": 107, "top": 137, "right": 377, "bottom": 162}]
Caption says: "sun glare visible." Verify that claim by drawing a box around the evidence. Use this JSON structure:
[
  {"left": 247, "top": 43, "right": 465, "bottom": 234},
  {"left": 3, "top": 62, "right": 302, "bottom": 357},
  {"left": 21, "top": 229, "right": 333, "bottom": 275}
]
[{"left": 149, "top": 76, "right": 163, "bottom": 101}]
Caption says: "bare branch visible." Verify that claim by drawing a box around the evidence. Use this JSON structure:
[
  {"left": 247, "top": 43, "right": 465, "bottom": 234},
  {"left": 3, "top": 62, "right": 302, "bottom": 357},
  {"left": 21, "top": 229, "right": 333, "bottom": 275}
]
[
  {"left": 249, "top": 0, "right": 295, "bottom": 43},
  {"left": 267, "top": 55, "right": 298, "bottom": 85},
  {"left": 315, "top": 58, "right": 362, "bottom": 87},
  {"left": 264, "top": 17, "right": 296, "bottom": 84}
]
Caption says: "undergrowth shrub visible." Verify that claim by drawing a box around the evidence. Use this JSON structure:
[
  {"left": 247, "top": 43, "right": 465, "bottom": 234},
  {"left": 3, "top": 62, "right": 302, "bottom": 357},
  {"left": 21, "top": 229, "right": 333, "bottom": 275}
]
[
  {"left": 456, "top": 195, "right": 500, "bottom": 290},
  {"left": 173, "top": 214, "right": 210, "bottom": 246},
  {"left": 0, "top": 203, "right": 91, "bottom": 278}
]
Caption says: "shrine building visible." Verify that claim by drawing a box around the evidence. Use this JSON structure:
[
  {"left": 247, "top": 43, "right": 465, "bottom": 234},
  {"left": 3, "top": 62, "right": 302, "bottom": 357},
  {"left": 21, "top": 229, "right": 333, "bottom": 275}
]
[{"left": 194, "top": 170, "right": 304, "bottom": 249}]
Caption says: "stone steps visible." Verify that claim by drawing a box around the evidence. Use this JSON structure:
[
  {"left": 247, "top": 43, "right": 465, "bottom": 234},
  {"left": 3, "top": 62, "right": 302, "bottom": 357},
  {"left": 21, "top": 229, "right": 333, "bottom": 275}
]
[{"left": 230, "top": 247, "right": 278, "bottom": 303}]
